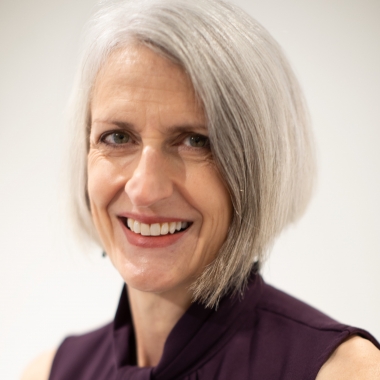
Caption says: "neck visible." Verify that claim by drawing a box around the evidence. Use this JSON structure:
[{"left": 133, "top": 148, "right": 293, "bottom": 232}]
[{"left": 127, "top": 285, "right": 192, "bottom": 367}]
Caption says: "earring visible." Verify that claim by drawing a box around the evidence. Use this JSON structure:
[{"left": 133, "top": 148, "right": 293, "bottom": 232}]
[{"left": 102, "top": 251, "right": 107, "bottom": 258}]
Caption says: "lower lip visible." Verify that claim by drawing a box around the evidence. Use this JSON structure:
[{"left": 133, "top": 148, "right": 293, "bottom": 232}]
[{"left": 120, "top": 220, "right": 189, "bottom": 248}]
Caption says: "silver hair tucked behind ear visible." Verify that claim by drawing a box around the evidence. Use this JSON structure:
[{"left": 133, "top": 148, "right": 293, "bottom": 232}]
[{"left": 67, "top": 0, "right": 316, "bottom": 307}]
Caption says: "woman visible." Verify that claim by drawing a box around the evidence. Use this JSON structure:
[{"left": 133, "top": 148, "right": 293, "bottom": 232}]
[{"left": 22, "top": 0, "right": 380, "bottom": 379}]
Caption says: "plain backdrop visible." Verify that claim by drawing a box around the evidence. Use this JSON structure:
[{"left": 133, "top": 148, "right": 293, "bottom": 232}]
[{"left": 0, "top": 0, "right": 379, "bottom": 378}]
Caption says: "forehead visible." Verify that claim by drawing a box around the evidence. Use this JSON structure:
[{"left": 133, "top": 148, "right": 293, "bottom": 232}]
[
  {"left": 97, "top": 45, "right": 191, "bottom": 88},
  {"left": 91, "top": 45, "right": 204, "bottom": 125}
]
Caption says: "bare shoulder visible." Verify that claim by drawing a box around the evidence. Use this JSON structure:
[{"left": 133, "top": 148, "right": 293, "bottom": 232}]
[
  {"left": 20, "top": 349, "right": 57, "bottom": 380},
  {"left": 316, "top": 336, "right": 380, "bottom": 380}
]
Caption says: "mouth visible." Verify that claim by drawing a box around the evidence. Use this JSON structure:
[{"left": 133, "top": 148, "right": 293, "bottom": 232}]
[{"left": 120, "top": 217, "right": 192, "bottom": 236}]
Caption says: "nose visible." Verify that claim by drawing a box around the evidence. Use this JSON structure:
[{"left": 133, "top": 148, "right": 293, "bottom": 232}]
[{"left": 125, "top": 146, "right": 174, "bottom": 208}]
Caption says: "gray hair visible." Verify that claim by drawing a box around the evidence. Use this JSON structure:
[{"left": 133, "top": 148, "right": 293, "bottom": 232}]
[{"left": 67, "top": 0, "right": 316, "bottom": 307}]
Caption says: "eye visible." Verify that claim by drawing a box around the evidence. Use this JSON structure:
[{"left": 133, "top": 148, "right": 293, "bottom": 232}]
[
  {"left": 184, "top": 134, "right": 209, "bottom": 148},
  {"left": 103, "top": 131, "right": 130, "bottom": 145}
]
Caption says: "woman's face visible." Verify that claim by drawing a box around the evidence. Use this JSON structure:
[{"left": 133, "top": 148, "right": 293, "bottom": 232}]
[{"left": 88, "top": 45, "right": 232, "bottom": 296}]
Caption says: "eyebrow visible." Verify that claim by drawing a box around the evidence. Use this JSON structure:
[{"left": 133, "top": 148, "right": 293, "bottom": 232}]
[{"left": 91, "top": 119, "right": 208, "bottom": 134}]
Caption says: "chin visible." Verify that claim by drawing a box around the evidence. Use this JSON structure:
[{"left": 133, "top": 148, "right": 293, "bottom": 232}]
[{"left": 117, "top": 260, "right": 190, "bottom": 295}]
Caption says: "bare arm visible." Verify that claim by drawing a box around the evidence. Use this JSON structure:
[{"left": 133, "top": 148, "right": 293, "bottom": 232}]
[
  {"left": 316, "top": 336, "right": 380, "bottom": 380},
  {"left": 20, "top": 349, "right": 56, "bottom": 380}
]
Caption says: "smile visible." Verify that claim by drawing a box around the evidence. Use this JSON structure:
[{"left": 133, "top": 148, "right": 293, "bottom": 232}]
[{"left": 121, "top": 217, "right": 190, "bottom": 236}]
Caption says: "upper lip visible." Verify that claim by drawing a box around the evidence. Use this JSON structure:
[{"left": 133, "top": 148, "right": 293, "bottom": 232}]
[{"left": 117, "top": 212, "right": 191, "bottom": 225}]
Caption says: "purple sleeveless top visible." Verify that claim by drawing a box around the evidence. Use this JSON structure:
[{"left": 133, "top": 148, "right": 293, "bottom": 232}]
[{"left": 49, "top": 274, "right": 379, "bottom": 380}]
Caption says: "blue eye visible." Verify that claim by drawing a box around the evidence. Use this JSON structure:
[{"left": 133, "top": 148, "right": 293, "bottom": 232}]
[
  {"left": 185, "top": 134, "right": 209, "bottom": 148},
  {"left": 104, "top": 132, "right": 130, "bottom": 145}
]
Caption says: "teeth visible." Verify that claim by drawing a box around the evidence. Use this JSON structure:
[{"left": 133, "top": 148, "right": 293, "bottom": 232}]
[
  {"left": 169, "top": 222, "right": 176, "bottom": 234},
  {"left": 127, "top": 218, "right": 133, "bottom": 229},
  {"left": 161, "top": 223, "right": 169, "bottom": 235},
  {"left": 126, "top": 218, "right": 189, "bottom": 236},
  {"left": 150, "top": 223, "right": 160, "bottom": 236},
  {"left": 141, "top": 223, "right": 150, "bottom": 236},
  {"left": 133, "top": 220, "right": 141, "bottom": 234}
]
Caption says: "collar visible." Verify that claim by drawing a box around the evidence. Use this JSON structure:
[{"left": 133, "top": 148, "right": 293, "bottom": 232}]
[{"left": 112, "top": 271, "right": 263, "bottom": 380}]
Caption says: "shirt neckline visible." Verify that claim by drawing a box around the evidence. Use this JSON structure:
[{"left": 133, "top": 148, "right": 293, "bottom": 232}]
[{"left": 112, "top": 271, "right": 263, "bottom": 380}]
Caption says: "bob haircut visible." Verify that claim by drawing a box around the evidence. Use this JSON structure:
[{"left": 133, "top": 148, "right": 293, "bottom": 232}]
[{"left": 68, "top": 0, "right": 315, "bottom": 307}]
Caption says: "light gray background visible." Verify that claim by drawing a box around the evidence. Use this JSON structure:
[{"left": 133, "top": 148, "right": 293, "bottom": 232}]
[{"left": 1, "top": 0, "right": 379, "bottom": 378}]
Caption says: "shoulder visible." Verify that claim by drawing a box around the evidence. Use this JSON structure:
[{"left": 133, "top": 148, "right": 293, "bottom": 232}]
[
  {"left": 257, "top": 282, "right": 344, "bottom": 330},
  {"left": 48, "top": 322, "right": 115, "bottom": 379},
  {"left": 316, "top": 336, "right": 380, "bottom": 379},
  {"left": 252, "top": 281, "right": 380, "bottom": 378},
  {"left": 20, "top": 349, "right": 57, "bottom": 380}
]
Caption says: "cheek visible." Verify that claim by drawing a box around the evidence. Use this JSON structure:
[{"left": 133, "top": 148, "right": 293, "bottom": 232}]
[
  {"left": 187, "top": 165, "right": 232, "bottom": 243},
  {"left": 87, "top": 152, "right": 126, "bottom": 208},
  {"left": 88, "top": 169, "right": 113, "bottom": 208},
  {"left": 207, "top": 186, "right": 232, "bottom": 244},
  {"left": 87, "top": 154, "right": 128, "bottom": 250}
]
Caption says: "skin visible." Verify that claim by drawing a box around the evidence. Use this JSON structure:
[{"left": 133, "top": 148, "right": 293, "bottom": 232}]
[
  {"left": 87, "top": 45, "right": 233, "bottom": 366},
  {"left": 316, "top": 336, "right": 380, "bottom": 380},
  {"left": 21, "top": 45, "right": 380, "bottom": 377},
  {"left": 20, "top": 349, "right": 56, "bottom": 380}
]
